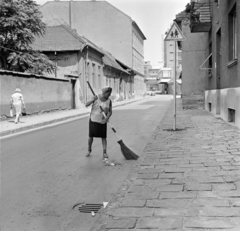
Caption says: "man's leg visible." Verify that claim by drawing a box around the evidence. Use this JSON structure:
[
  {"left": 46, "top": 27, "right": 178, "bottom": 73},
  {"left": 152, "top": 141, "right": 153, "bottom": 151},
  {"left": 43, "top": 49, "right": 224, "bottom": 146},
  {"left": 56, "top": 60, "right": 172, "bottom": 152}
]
[
  {"left": 15, "top": 113, "right": 20, "bottom": 123},
  {"left": 102, "top": 138, "right": 108, "bottom": 159}
]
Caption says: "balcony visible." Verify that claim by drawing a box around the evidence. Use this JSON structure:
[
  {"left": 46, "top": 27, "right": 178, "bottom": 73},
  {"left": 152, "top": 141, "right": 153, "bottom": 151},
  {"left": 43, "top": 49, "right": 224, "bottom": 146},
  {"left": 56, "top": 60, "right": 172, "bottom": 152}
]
[{"left": 186, "top": 1, "right": 212, "bottom": 33}]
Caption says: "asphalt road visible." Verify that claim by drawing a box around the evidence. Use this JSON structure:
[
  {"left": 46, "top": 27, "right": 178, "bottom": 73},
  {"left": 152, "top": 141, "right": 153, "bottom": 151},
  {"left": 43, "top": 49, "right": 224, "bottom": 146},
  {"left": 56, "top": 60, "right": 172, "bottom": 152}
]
[{"left": 1, "top": 95, "right": 172, "bottom": 231}]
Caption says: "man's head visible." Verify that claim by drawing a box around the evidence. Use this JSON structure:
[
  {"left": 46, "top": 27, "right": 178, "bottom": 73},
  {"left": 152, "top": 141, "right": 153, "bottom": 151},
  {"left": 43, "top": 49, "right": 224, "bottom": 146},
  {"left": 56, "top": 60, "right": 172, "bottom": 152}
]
[{"left": 102, "top": 86, "right": 112, "bottom": 98}]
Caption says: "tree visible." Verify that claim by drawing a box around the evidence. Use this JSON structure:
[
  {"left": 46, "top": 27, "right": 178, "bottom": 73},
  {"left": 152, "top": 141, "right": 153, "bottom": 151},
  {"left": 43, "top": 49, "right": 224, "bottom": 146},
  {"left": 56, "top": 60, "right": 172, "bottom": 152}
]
[{"left": 0, "top": 0, "right": 55, "bottom": 74}]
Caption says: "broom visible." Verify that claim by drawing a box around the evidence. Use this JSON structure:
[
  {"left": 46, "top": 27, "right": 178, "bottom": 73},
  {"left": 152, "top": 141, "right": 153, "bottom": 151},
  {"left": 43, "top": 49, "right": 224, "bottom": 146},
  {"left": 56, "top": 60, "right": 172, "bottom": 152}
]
[{"left": 87, "top": 81, "right": 139, "bottom": 160}]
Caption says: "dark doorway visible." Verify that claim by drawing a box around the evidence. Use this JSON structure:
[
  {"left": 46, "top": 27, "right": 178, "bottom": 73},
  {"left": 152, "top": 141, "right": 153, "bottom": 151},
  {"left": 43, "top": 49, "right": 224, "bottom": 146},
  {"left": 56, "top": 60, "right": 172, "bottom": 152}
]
[
  {"left": 216, "top": 28, "right": 221, "bottom": 115},
  {"left": 71, "top": 79, "right": 76, "bottom": 109}
]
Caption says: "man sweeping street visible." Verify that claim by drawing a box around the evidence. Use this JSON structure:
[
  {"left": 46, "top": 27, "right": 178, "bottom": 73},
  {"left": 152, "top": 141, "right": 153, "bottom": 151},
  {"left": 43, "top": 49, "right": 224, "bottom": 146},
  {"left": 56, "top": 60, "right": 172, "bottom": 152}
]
[{"left": 85, "top": 86, "right": 113, "bottom": 161}]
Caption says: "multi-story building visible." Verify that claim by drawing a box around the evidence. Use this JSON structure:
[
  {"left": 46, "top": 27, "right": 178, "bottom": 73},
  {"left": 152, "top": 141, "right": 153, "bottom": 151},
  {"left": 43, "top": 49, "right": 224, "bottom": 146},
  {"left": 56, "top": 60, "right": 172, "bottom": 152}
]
[
  {"left": 161, "top": 30, "right": 182, "bottom": 95},
  {"left": 164, "top": 40, "right": 182, "bottom": 69},
  {"left": 144, "top": 62, "right": 160, "bottom": 91},
  {"left": 40, "top": 0, "right": 146, "bottom": 97},
  {"left": 176, "top": 0, "right": 240, "bottom": 128},
  {"left": 144, "top": 61, "right": 152, "bottom": 78}
]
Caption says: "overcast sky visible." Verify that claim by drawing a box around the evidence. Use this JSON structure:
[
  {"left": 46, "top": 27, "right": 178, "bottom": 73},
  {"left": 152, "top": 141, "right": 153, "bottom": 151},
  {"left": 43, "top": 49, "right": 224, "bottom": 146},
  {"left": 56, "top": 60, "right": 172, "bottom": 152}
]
[{"left": 35, "top": 0, "right": 189, "bottom": 67}]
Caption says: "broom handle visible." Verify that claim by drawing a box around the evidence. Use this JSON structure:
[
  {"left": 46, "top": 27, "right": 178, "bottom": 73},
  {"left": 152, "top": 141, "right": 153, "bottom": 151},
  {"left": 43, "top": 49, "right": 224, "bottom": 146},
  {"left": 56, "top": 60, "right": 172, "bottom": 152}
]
[
  {"left": 86, "top": 81, "right": 121, "bottom": 140},
  {"left": 87, "top": 81, "right": 95, "bottom": 96}
]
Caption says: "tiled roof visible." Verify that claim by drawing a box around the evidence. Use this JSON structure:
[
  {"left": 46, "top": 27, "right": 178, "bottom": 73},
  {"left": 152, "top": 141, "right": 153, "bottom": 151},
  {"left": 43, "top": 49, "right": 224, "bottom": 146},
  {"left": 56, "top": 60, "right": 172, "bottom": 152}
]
[
  {"left": 32, "top": 25, "right": 85, "bottom": 51},
  {"left": 102, "top": 50, "right": 128, "bottom": 73},
  {"left": 81, "top": 36, "right": 128, "bottom": 73},
  {"left": 81, "top": 36, "right": 104, "bottom": 56}
]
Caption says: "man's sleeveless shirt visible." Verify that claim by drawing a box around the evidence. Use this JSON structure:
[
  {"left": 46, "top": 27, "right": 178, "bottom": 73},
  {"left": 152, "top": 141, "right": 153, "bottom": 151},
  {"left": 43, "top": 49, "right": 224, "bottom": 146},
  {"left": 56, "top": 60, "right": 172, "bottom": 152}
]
[{"left": 90, "top": 96, "right": 111, "bottom": 124}]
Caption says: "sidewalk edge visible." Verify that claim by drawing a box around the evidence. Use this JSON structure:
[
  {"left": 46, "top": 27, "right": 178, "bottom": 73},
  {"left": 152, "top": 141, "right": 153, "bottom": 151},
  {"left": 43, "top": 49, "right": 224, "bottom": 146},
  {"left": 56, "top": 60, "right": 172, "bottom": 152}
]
[{"left": 0, "top": 97, "right": 147, "bottom": 137}]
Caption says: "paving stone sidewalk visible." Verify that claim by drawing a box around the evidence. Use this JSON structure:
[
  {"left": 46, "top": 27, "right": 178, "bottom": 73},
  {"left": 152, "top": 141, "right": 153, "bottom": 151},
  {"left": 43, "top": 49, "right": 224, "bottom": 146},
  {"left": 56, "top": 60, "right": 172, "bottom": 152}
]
[{"left": 92, "top": 98, "right": 240, "bottom": 231}]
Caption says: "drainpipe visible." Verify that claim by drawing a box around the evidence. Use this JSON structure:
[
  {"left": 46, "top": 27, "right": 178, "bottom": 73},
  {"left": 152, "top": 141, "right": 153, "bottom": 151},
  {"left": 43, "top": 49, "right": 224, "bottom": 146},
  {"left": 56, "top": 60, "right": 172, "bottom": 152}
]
[{"left": 85, "top": 45, "right": 89, "bottom": 103}]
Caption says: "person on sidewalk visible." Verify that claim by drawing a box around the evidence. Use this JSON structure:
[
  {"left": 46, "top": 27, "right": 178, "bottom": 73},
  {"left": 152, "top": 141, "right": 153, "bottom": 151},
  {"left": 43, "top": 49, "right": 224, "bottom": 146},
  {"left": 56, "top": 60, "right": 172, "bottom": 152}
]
[
  {"left": 85, "top": 86, "right": 112, "bottom": 160},
  {"left": 10, "top": 88, "right": 25, "bottom": 124}
]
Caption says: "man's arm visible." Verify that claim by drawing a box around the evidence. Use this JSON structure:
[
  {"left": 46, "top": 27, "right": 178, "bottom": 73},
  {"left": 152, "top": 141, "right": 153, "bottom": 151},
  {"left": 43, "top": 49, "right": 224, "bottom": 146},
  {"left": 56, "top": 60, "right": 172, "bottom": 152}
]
[
  {"left": 85, "top": 95, "right": 98, "bottom": 107},
  {"left": 105, "top": 100, "right": 112, "bottom": 122}
]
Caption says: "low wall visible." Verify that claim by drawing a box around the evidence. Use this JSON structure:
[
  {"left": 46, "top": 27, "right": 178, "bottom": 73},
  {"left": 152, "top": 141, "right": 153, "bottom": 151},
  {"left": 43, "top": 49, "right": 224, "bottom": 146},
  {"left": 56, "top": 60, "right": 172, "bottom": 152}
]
[
  {"left": 205, "top": 87, "right": 240, "bottom": 129},
  {"left": 0, "top": 70, "right": 73, "bottom": 117}
]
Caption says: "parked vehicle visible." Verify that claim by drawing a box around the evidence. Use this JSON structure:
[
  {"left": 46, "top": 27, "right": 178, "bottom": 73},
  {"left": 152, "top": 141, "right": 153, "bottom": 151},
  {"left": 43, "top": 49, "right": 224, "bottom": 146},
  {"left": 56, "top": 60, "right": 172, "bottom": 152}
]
[
  {"left": 146, "top": 91, "right": 156, "bottom": 96},
  {"left": 155, "top": 90, "right": 162, "bottom": 94}
]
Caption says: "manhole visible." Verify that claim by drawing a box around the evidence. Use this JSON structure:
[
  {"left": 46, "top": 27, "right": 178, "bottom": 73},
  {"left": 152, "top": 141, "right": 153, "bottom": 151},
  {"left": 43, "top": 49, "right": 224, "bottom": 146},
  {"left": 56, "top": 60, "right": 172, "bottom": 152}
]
[{"left": 78, "top": 203, "right": 103, "bottom": 213}]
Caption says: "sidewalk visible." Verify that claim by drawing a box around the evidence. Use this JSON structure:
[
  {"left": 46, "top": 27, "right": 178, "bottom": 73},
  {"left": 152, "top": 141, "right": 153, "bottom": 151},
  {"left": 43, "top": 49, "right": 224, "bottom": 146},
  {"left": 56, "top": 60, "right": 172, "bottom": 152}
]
[
  {"left": 0, "top": 96, "right": 146, "bottom": 137},
  {"left": 92, "top": 98, "right": 240, "bottom": 231}
]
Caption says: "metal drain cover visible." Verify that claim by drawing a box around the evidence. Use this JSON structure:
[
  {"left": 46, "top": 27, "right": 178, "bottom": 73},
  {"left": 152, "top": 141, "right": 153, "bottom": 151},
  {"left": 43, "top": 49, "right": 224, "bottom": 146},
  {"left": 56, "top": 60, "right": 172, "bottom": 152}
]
[
  {"left": 78, "top": 204, "right": 103, "bottom": 213},
  {"left": 163, "top": 128, "right": 187, "bottom": 132}
]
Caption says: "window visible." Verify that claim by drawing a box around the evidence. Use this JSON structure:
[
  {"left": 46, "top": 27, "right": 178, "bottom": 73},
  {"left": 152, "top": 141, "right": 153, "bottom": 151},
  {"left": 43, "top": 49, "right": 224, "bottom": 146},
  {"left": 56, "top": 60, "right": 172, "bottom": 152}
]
[
  {"left": 228, "top": 4, "right": 237, "bottom": 62},
  {"left": 209, "top": 42, "right": 212, "bottom": 68},
  {"left": 92, "top": 63, "right": 96, "bottom": 88},
  {"left": 98, "top": 66, "right": 101, "bottom": 89},
  {"left": 233, "top": 12, "right": 237, "bottom": 59}
]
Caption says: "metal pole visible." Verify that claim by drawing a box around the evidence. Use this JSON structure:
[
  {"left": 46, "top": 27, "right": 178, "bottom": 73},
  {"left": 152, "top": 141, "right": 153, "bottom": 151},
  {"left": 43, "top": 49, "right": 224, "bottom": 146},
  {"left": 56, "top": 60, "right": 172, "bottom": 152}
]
[{"left": 173, "top": 40, "right": 177, "bottom": 130}]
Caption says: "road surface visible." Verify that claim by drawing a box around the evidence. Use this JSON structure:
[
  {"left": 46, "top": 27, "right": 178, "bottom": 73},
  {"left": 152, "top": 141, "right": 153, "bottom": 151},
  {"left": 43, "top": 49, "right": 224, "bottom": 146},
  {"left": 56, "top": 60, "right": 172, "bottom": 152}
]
[{"left": 1, "top": 95, "right": 172, "bottom": 231}]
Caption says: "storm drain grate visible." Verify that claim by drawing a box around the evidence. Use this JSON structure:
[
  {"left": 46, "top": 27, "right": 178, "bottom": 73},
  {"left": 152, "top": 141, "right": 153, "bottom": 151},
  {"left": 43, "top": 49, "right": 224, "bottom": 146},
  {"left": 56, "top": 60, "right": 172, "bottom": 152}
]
[
  {"left": 78, "top": 204, "right": 103, "bottom": 213},
  {"left": 163, "top": 128, "right": 187, "bottom": 132}
]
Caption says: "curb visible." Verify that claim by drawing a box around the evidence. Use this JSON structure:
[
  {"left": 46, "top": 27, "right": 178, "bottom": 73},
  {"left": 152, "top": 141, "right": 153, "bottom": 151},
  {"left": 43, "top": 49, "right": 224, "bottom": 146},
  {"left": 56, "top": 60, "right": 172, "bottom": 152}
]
[
  {"left": 0, "top": 97, "right": 147, "bottom": 137},
  {"left": 0, "top": 112, "right": 90, "bottom": 137}
]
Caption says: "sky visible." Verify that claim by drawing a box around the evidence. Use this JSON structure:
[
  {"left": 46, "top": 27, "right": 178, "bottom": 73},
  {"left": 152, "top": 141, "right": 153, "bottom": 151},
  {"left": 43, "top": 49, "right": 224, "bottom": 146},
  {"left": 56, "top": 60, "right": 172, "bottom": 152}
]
[{"left": 35, "top": 0, "right": 189, "bottom": 67}]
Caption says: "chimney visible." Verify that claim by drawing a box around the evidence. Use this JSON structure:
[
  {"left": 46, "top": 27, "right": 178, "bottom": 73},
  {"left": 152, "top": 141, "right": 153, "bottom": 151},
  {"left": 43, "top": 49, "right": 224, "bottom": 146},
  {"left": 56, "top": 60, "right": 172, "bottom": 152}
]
[{"left": 69, "top": 0, "right": 73, "bottom": 28}]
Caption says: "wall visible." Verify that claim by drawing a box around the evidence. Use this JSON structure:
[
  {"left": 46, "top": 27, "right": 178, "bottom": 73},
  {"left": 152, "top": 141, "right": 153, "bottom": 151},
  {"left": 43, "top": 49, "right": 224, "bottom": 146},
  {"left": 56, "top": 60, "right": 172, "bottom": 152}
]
[
  {"left": 132, "top": 25, "right": 145, "bottom": 75},
  {"left": 42, "top": 50, "right": 86, "bottom": 108},
  {"left": 208, "top": 0, "right": 239, "bottom": 91},
  {"left": 0, "top": 71, "right": 72, "bottom": 116},
  {"left": 181, "top": 19, "right": 208, "bottom": 97},
  {"left": 204, "top": 0, "right": 240, "bottom": 129},
  {"left": 205, "top": 88, "right": 240, "bottom": 128}
]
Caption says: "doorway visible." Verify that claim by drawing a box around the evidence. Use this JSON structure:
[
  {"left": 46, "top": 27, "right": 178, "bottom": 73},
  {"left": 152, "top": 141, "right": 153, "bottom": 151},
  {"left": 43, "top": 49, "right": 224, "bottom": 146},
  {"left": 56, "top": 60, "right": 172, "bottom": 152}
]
[
  {"left": 216, "top": 28, "right": 221, "bottom": 115},
  {"left": 71, "top": 79, "right": 76, "bottom": 109}
]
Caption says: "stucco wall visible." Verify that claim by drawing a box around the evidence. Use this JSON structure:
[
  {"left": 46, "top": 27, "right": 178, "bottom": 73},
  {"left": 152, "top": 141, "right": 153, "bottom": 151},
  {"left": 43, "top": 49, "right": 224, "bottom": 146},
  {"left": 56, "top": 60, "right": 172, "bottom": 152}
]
[
  {"left": 181, "top": 20, "right": 208, "bottom": 97},
  {"left": 209, "top": 0, "right": 240, "bottom": 90},
  {"left": 0, "top": 71, "right": 73, "bottom": 116},
  {"left": 205, "top": 87, "right": 240, "bottom": 129}
]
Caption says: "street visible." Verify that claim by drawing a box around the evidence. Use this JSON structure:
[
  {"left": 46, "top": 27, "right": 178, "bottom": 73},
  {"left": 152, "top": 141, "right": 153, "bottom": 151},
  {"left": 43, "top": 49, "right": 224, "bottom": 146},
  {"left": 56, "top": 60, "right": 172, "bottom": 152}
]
[{"left": 1, "top": 95, "right": 172, "bottom": 231}]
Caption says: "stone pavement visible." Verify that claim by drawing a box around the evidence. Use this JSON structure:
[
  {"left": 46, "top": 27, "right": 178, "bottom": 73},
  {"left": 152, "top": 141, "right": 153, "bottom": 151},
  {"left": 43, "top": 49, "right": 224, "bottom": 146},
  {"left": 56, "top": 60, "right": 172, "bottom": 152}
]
[
  {"left": 0, "top": 96, "right": 147, "bottom": 137},
  {"left": 92, "top": 98, "right": 240, "bottom": 231}
]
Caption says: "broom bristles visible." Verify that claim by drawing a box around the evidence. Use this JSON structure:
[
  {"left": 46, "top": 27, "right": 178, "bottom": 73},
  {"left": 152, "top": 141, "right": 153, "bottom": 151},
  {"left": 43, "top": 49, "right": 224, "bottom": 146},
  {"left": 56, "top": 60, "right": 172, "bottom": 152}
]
[{"left": 117, "top": 140, "right": 139, "bottom": 160}]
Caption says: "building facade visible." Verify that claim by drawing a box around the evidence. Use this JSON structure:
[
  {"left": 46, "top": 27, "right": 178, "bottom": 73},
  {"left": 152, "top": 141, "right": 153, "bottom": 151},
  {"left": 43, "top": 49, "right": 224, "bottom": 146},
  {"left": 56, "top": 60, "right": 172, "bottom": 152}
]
[
  {"left": 158, "top": 67, "right": 172, "bottom": 94},
  {"left": 32, "top": 24, "right": 132, "bottom": 107},
  {"left": 40, "top": 0, "right": 146, "bottom": 97},
  {"left": 176, "top": 0, "right": 240, "bottom": 127},
  {"left": 205, "top": 0, "right": 240, "bottom": 128}
]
